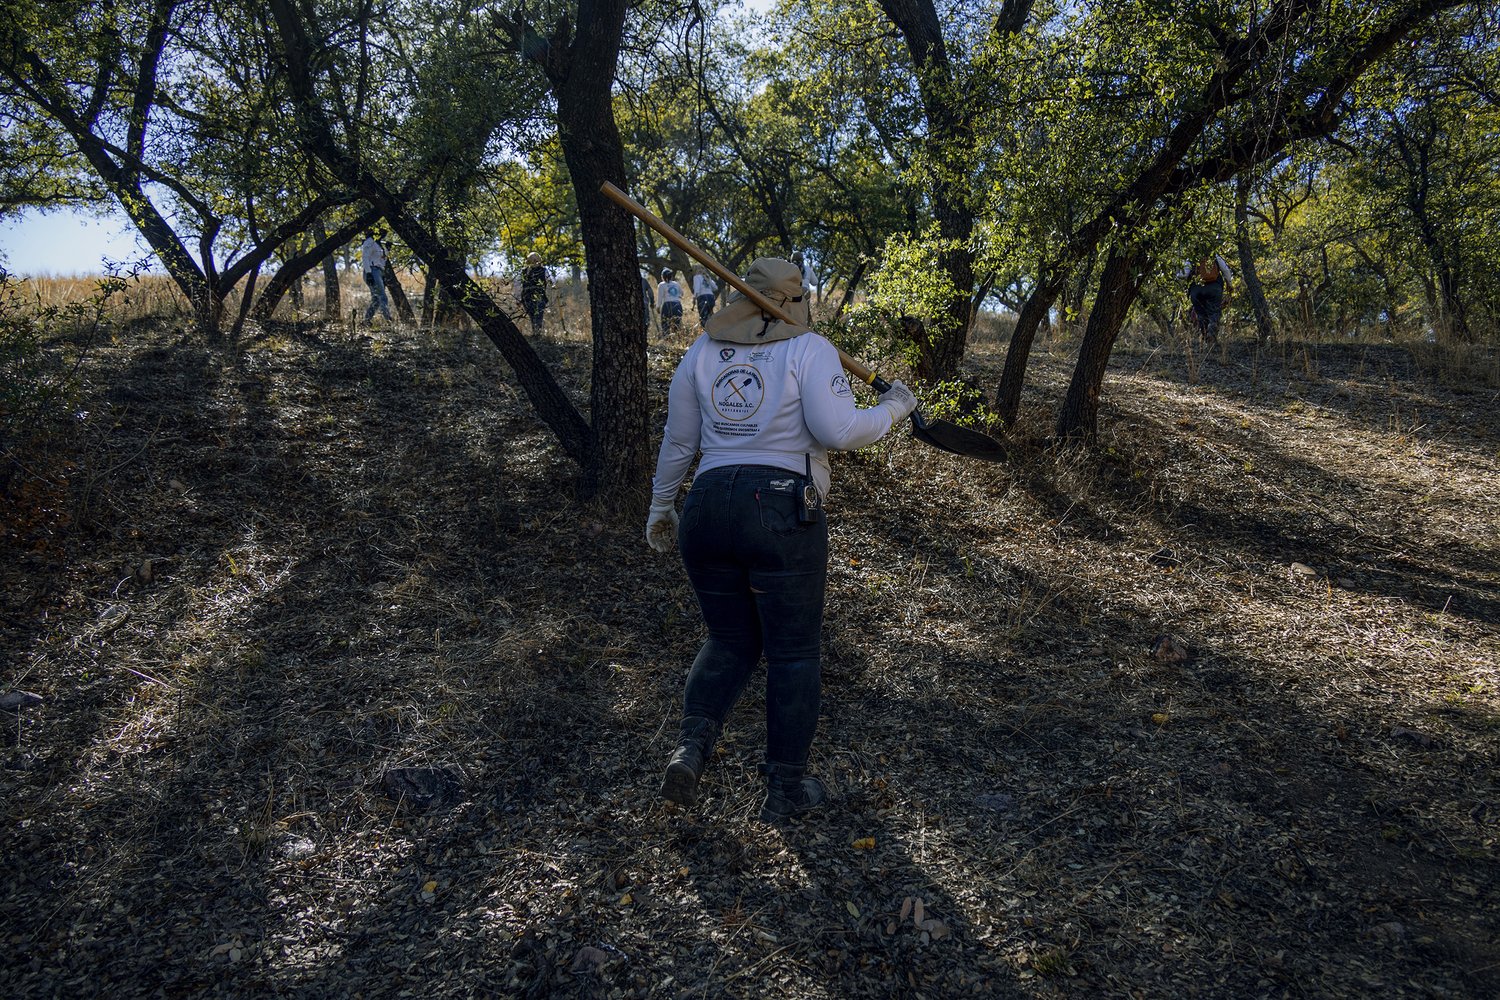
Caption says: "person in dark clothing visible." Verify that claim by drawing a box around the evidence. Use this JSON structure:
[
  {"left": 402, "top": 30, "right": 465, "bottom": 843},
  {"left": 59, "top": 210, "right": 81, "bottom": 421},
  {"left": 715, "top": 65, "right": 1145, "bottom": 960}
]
[
  {"left": 641, "top": 272, "right": 654, "bottom": 334},
  {"left": 520, "top": 252, "right": 550, "bottom": 335},
  {"left": 1180, "top": 254, "right": 1233, "bottom": 344}
]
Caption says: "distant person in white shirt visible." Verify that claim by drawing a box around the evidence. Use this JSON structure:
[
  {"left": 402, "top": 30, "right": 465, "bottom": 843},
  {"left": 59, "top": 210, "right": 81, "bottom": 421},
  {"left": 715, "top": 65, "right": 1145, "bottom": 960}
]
[
  {"left": 691, "top": 268, "right": 719, "bottom": 327},
  {"left": 360, "top": 231, "right": 394, "bottom": 324},
  {"left": 656, "top": 268, "right": 685, "bottom": 339},
  {"left": 791, "top": 251, "right": 818, "bottom": 302}
]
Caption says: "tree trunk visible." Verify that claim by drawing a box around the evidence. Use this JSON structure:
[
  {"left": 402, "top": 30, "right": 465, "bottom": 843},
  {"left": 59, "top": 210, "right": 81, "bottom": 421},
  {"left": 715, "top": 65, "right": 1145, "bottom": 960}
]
[
  {"left": 1030, "top": 0, "right": 1452, "bottom": 430},
  {"left": 70, "top": 137, "right": 219, "bottom": 333},
  {"left": 1234, "top": 174, "right": 1276, "bottom": 343},
  {"left": 1146, "top": 301, "right": 1174, "bottom": 339},
  {"left": 421, "top": 268, "right": 439, "bottom": 327},
  {"left": 831, "top": 259, "right": 867, "bottom": 323},
  {"left": 317, "top": 221, "right": 342, "bottom": 319},
  {"left": 1433, "top": 264, "right": 1472, "bottom": 343},
  {"left": 549, "top": 0, "right": 649, "bottom": 497},
  {"left": 1051, "top": 250, "right": 1095, "bottom": 340},
  {"left": 877, "top": 0, "right": 1040, "bottom": 379},
  {"left": 1296, "top": 276, "right": 1316, "bottom": 337},
  {"left": 4, "top": 7, "right": 219, "bottom": 336},
  {"left": 254, "top": 209, "right": 379, "bottom": 321},
  {"left": 230, "top": 265, "right": 259, "bottom": 341},
  {"left": 914, "top": 202, "right": 975, "bottom": 380},
  {"left": 995, "top": 273, "right": 1065, "bottom": 427},
  {"left": 385, "top": 269, "right": 416, "bottom": 322},
  {"left": 1392, "top": 117, "right": 1473, "bottom": 344},
  {"left": 878, "top": 0, "right": 981, "bottom": 380},
  {"left": 1, "top": 7, "right": 342, "bottom": 339},
  {"left": 118, "top": 181, "right": 216, "bottom": 332},
  {"left": 1055, "top": 248, "right": 1148, "bottom": 443}
]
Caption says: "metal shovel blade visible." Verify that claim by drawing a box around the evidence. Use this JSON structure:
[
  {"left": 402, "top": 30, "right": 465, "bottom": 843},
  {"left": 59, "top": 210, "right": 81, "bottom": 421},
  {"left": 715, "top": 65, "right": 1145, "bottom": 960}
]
[{"left": 910, "top": 411, "right": 1009, "bottom": 462}]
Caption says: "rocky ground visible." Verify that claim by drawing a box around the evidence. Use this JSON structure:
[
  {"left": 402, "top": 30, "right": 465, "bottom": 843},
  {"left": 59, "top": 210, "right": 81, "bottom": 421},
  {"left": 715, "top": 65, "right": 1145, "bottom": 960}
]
[{"left": 2, "top": 318, "right": 1497, "bottom": 998}]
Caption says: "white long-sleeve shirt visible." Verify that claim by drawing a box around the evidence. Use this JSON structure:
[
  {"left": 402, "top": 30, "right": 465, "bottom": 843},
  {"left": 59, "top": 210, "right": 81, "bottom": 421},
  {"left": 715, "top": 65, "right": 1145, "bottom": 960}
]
[
  {"left": 656, "top": 279, "right": 684, "bottom": 310},
  {"left": 799, "top": 261, "right": 818, "bottom": 294},
  {"left": 360, "top": 238, "right": 387, "bottom": 275},
  {"left": 651, "top": 332, "right": 897, "bottom": 503},
  {"left": 692, "top": 274, "right": 718, "bottom": 298}
]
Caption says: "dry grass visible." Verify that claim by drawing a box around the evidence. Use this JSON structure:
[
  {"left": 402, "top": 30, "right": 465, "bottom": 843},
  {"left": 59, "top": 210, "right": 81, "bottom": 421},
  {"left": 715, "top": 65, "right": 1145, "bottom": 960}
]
[
  {"left": 1, "top": 311, "right": 1497, "bottom": 999},
  {"left": 17, "top": 275, "right": 189, "bottom": 327}
]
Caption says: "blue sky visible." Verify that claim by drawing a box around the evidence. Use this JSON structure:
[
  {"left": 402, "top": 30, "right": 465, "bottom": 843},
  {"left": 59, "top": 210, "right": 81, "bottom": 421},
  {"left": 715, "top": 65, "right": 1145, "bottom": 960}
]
[{"left": 0, "top": 206, "right": 152, "bottom": 277}]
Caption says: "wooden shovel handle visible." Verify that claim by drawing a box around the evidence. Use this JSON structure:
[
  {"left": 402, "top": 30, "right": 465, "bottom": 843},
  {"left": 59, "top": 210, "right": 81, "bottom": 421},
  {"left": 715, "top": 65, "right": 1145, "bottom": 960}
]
[{"left": 599, "top": 181, "right": 884, "bottom": 390}]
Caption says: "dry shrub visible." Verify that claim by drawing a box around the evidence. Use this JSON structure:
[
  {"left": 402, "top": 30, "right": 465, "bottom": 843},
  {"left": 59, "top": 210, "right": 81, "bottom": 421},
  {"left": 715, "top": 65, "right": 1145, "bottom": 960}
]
[
  {"left": 967, "top": 310, "right": 1016, "bottom": 349},
  {"left": 22, "top": 274, "right": 188, "bottom": 326},
  {"left": 258, "top": 269, "right": 563, "bottom": 337},
  {"left": 1411, "top": 340, "right": 1500, "bottom": 388},
  {"left": 0, "top": 271, "right": 126, "bottom": 524}
]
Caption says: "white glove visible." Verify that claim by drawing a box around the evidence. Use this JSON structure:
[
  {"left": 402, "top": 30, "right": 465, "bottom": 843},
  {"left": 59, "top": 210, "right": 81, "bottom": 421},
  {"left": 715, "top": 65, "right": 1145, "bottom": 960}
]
[
  {"left": 877, "top": 380, "right": 918, "bottom": 425},
  {"left": 645, "top": 499, "right": 680, "bottom": 552}
]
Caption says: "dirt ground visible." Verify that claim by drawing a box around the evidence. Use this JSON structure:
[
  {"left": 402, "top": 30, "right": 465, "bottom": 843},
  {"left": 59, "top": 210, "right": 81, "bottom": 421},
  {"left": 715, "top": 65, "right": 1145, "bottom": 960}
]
[{"left": 2, "top": 319, "right": 1497, "bottom": 998}]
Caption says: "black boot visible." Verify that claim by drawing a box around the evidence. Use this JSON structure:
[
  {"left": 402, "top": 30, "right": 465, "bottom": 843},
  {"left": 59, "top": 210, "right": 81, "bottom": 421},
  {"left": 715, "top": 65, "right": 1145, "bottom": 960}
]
[
  {"left": 659, "top": 716, "right": 719, "bottom": 807},
  {"left": 758, "top": 762, "right": 827, "bottom": 823}
]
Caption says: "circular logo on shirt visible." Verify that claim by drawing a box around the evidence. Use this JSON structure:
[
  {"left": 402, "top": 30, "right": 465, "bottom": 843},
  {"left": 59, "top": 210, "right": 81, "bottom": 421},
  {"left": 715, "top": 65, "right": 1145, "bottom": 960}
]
[
  {"left": 711, "top": 365, "right": 765, "bottom": 422},
  {"left": 831, "top": 374, "right": 853, "bottom": 398}
]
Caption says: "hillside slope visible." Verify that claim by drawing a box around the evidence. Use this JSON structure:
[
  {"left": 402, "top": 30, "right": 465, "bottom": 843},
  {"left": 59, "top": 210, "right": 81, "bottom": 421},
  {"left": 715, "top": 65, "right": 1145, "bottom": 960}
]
[{"left": 2, "top": 324, "right": 1497, "bottom": 998}]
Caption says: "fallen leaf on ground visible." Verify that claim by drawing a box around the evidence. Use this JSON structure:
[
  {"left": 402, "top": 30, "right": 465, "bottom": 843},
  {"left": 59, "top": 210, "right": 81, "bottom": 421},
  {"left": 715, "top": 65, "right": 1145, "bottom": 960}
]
[{"left": 570, "top": 946, "right": 609, "bottom": 974}]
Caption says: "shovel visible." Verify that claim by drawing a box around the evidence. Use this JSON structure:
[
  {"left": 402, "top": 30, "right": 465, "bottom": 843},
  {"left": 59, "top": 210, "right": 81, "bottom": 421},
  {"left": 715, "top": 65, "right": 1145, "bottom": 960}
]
[{"left": 601, "top": 182, "right": 1007, "bottom": 462}]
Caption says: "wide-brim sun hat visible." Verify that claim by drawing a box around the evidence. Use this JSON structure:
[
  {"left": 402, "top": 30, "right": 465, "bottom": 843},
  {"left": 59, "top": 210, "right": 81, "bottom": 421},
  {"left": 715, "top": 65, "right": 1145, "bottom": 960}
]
[{"left": 703, "top": 257, "right": 810, "bottom": 344}]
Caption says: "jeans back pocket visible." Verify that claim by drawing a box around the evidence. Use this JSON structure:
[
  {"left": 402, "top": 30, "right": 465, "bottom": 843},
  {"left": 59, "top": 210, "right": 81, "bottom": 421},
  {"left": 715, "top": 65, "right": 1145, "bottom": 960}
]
[{"left": 756, "top": 477, "right": 809, "bottom": 536}]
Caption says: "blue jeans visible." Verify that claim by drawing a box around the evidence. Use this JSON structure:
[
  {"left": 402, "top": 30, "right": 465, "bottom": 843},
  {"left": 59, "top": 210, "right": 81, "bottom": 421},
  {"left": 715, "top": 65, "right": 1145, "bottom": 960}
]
[
  {"left": 363, "top": 267, "right": 392, "bottom": 321},
  {"left": 677, "top": 465, "right": 827, "bottom": 768}
]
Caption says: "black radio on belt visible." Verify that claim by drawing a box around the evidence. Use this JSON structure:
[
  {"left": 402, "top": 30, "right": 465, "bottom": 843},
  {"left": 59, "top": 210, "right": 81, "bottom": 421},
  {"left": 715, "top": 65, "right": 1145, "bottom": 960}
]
[
  {"left": 799, "top": 481, "right": 821, "bottom": 523},
  {"left": 799, "top": 454, "right": 820, "bottom": 524}
]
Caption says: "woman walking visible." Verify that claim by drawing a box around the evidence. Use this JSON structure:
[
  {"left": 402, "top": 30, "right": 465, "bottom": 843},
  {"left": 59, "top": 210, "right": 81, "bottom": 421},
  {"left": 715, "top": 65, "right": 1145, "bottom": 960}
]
[
  {"left": 1180, "top": 252, "right": 1233, "bottom": 344},
  {"left": 656, "top": 268, "right": 685, "bottom": 339},
  {"left": 644, "top": 258, "right": 917, "bottom": 823},
  {"left": 519, "top": 252, "right": 550, "bottom": 335}
]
